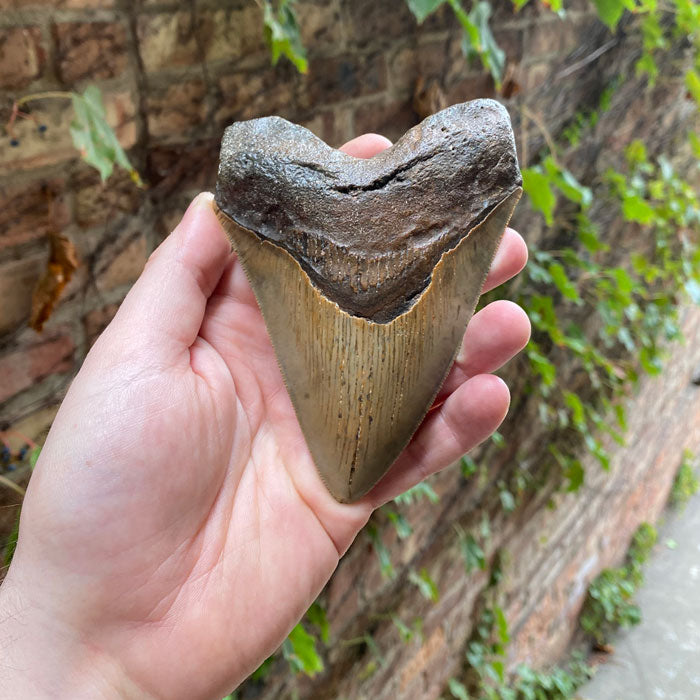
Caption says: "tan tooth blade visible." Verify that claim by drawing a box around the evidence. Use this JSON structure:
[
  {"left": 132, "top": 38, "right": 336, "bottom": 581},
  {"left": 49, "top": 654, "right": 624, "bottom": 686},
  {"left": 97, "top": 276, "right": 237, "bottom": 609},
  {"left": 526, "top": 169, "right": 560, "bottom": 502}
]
[{"left": 214, "top": 188, "right": 521, "bottom": 502}]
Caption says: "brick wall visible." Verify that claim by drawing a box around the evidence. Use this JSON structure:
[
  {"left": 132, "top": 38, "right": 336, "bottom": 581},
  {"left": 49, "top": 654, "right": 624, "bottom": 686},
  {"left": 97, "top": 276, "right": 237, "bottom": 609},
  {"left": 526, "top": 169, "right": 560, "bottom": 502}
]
[{"left": 1, "top": 0, "right": 699, "bottom": 697}]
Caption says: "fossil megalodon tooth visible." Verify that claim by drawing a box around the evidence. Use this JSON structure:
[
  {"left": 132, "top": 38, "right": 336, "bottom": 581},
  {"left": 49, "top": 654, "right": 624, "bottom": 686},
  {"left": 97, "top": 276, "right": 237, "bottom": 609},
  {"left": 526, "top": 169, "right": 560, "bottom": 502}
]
[{"left": 214, "top": 99, "right": 522, "bottom": 503}]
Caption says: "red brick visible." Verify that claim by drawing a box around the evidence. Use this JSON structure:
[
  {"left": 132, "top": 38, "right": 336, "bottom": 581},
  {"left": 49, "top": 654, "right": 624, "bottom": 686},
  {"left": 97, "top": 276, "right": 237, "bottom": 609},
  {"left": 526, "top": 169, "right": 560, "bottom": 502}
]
[
  {"left": 296, "top": 0, "right": 343, "bottom": 51},
  {"left": 301, "top": 111, "right": 338, "bottom": 146},
  {"left": 0, "top": 331, "right": 75, "bottom": 404},
  {"left": 216, "top": 67, "right": 299, "bottom": 124},
  {"left": 353, "top": 98, "right": 418, "bottom": 143},
  {"left": 196, "top": 4, "right": 265, "bottom": 63},
  {"left": 84, "top": 302, "right": 119, "bottom": 346},
  {"left": 95, "top": 231, "right": 148, "bottom": 291},
  {"left": 344, "top": 0, "right": 415, "bottom": 47},
  {"left": 137, "top": 11, "right": 198, "bottom": 73},
  {"left": 72, "top": 168, "right": 142, "bottom": 229},
  {"left": 147, "top": 79, "right": 207, "bottom": 139},
  {"left": 53, "top": 21, "right": 127, "bottom": 85},
  {"left": 0, "top": 254, "right": 45, "bottom": 333},
  {"left": 301, "top": 52, "right": 387, "bottom": 108},
  {"left": 0, "top": 178, "right": 69, "bottom": 251},
  {"left": 0, "top": 27, "right": 45, "bottom": 89},
  {"left": 147, "top": 139, "right": 219, "bottom": 197},
  {"left": 445, "top": 72, "right": 496, "bottom": 103},
  {"left": 1, "top": 0, "right": 114, "bottom": 6},
  {"left": 389, "top": 39, "right": 452, "bottom": 96}
]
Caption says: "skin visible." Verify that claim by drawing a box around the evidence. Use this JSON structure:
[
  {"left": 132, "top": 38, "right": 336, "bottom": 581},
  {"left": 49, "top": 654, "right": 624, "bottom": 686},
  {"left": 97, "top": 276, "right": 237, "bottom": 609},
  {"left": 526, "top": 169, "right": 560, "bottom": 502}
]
[{"left": 0, "top": 134, "right": 529, "bottom": 700}]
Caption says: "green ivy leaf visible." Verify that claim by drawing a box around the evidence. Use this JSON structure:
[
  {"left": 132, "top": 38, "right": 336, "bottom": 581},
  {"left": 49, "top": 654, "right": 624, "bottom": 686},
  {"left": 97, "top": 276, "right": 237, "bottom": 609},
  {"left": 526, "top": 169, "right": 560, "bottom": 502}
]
[
  {"left": 685, "top": 69, "right": 700, "bottom": 108},
  {"left": 3, "top": 508, "right": 21, "bottom": 567},
  {"left": 522, "top": 168, "right": 556, "bottom": 225},
  {"left": 564, "top": 460, "right": 585, "bottom": 492},
  {"left": 591, "top": 0, "right": 625, "bottom": 30},
  {"left": 262, "top": 0, "right": 308, "bottom": 73},
  {"left": 385, "top": 507, "right": 413, "bottom": 539},
  {"left": 459, "top": 531, "right": 486, "bottom": 573},
  {"left": 367, "top": 523, "right": 395, "bottom": 579},
  {"left": 494, "top": 605, "right": 510, "bottom": 644},
  {"left": 635, "top": 53, "right": 658, "bottom": 85},
  {"left": 549, "top": 262, "right": 581, "bottom": 303},
  {"left": 406, "top": 0, "right": 446, "bottom": 22},
  {"left": 448, "top": 0, "right": 504, "bottom": 85},
  {"left": 690, "top": 131, "right": 700, "bottom": 159},
  {"left": 307, "top": 602, "right": 330, "bottom": 644},
  {"left": 448, "top": 677, "right": 469, "bottom": 700},
  {"left": 29, "top": 445, "right": 41, "bottom": 469},
  {"left": 70, "top": 86, "right": 141, "bottom": 185},
  {"left": 409, "top": 568, "right": 440, "bottom": 602},
  {"left": 622, "top": 194, "right": 655, "bottom": 223},
  {"left": 394, "top": 481, "right": 440, "bottom": 505},
  {"left": 283, "top": 623, "right": 324, "bottom": 676}
]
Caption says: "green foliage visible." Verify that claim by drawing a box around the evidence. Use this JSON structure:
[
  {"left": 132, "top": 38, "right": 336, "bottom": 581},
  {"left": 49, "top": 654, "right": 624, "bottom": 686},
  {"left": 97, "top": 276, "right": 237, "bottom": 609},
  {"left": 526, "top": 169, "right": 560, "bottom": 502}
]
[
  {"left": 406, "top": 0, "right": 447, "bottom": 22},
  {"left": 580, "top": 522, "right": 656, "bottom": 643},
  {"left": 367, "top": 522, "right": 396, "bottom": 579},
  {"left": 261, "top": 0, "right": 308, "bottom": 73},
  {"left": 70, "top": 86, "right": 142, "bottom": 185},
  {"left": 406, "top": 0, "right": 505, "bottom": 85},
  {"left": 391, "top": 613, "right": 423, "bottom": 643},
  {"left": 670, "top": 450, "right": 699, "bottom": 509},
  {"left": 282, "top": 621, "right": 324, "bottom": 676},
  {"left": 3, "top": 509, "right": 21, "bottom": 568},
  {"left": 517, "top": 123, "right": 700, "bottom": 494},
  {"left": 590, "top": 0, "right": 625, "bottom": 30},
  {"left": 409, "top": 567, "right": 441, "bottom": 601},
  {"left": 394, "top": 480, "right": 440, "bottom": 506},
  {"left": 459, "top": 604, "right": 594, "bottom": 698},
  {"left": 448, "top": 677, "right": 470, "bottom": 700}
]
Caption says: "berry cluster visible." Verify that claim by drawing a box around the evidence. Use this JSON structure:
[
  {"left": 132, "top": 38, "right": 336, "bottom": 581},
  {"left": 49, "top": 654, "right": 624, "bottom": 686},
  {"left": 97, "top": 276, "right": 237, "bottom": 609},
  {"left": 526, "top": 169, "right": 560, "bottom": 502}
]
[{"left": 9, "top": 123, "right": 48, "bottom": 148}]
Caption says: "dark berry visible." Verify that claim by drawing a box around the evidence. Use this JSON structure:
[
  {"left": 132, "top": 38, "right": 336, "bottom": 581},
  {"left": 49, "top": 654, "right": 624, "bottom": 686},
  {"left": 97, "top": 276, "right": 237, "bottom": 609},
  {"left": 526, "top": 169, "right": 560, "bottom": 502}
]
[
  {"left": 18, "top": 444, "right": 29, "bottom": 461},
  {"left": 38, "top": 124, "right": 47, "bottom": 133},
  {"left": 1, "top": 445, "right": 10, "bottom": 464},
  {"left": 9, "top": 138, "right": 19, "bottom": 147},
  {"left": 6, "top": 462, "right": 16, "bottom": 472}
]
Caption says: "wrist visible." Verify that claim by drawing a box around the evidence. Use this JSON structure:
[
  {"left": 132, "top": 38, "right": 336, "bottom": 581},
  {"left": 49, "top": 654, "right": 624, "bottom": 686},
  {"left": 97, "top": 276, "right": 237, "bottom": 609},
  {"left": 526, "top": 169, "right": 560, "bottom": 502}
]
[{"left": 0, "top": 570, "right": 150, "bottom": 699}]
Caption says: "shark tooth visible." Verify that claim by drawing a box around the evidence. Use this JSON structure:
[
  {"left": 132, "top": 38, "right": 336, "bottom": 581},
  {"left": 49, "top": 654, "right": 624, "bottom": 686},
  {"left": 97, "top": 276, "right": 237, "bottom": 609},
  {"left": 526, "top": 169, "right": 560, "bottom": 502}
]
[{"left": 214, "top": 99, "right": 522, "bottom": 503}]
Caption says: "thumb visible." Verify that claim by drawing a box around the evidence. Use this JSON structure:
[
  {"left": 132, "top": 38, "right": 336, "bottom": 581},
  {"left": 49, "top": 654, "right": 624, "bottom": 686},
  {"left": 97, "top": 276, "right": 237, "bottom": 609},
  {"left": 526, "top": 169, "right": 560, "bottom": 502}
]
[{"left": 103, "top": 193, "right": 233, "bottom": 363}]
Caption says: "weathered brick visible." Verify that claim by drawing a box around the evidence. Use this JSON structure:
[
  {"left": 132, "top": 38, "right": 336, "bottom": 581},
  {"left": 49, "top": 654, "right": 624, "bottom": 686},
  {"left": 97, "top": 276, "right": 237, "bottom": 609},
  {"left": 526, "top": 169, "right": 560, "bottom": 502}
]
[
  {"left": 301, "top": 52, "right": 387, "bottom": 108},
  {"left": 353, "top": 98, "right": 417, "bottom": 143},
  {"left": 444, "top": 71, "right": 496, "bottom": 103},
  {"left": 95, "top": 231, "right": 148, "bottom": 291},
  {"left": 216, "top": 66, "right": 299, "bottom": 124},
  {"left": 0, "top": 331, "right": 75, "bottom": 404},
  {"left": 53, "top": 21, "right": 128, "bottom": 84},
  {"left": 0, "top": 254, "right": 45, "bottom": 334},
  {"left": 196, "top": 4, "right": 265, "bottom": 64},
  {"left": 73, "top": 168, "right": 142, "bottom": 229},
  {"left": 0, "top": 27, "right": 45, "bottom": 90},
  {"left": 147, "top": 139, "right": 219, "bottom": 197},
  {"left": 0, "top": 178, "right": 69, "bottom": 251},
  {"left": 137, "top": 11, "right": 198, "bottom": 73},
  {"left": 84, "top": 302, "right": 119, "bottom": 346},
  {"left": 296, "top": 0, "right": 343, "bottom": 51},
  {"left": 147, "top": 79, "right": 207, "bottom": 139},
  {"left": 345, "top": 0, "right": 415, "bottom": 47},
  {"left": 1, "top": 0, "right": 114, "bottom": 6},
  {"left": 103, "top": 90, "right": 139, "bottom": 150},
  {"left": 301, "top": 111, "right": 338, "bottom": 146},
  {"left": 388, "top": 39, "right": 452, "bottom": 96}
]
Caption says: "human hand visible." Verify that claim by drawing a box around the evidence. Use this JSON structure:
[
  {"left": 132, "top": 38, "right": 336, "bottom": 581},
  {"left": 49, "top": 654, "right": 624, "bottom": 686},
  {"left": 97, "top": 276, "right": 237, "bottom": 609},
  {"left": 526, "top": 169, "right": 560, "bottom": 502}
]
[{"left": 0, "top": 134, "right": 529, "bottom": 700}]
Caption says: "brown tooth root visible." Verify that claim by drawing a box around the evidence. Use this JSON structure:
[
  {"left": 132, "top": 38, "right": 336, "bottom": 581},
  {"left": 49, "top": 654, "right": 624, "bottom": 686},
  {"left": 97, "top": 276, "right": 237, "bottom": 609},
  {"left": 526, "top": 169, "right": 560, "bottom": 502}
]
[{"left": 215, "top": 99, "right": 523, "bottom": 503}]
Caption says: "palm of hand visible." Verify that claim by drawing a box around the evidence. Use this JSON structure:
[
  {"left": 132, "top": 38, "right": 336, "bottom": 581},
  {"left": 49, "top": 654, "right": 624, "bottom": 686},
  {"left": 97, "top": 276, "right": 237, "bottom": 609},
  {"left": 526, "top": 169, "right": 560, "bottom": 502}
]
[{"left": 6, "top": 137, "right": 528, "bottom": 700}]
